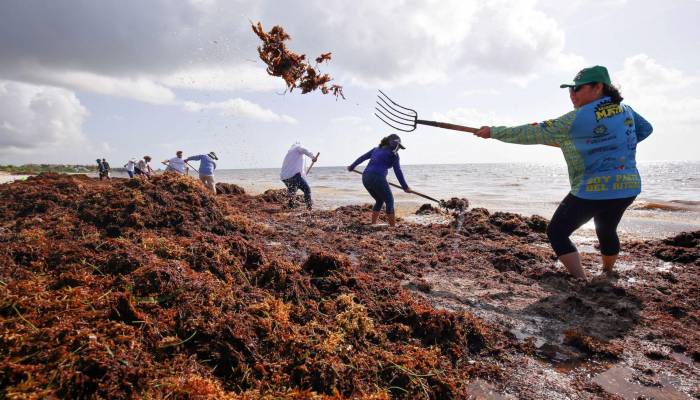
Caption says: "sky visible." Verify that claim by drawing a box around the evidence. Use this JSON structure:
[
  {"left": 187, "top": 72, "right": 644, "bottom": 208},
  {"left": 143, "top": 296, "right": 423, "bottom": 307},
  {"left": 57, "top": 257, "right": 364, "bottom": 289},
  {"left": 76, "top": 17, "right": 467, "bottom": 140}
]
[{"left": 0, "top": 0, "right": 698, "bottom": 168}]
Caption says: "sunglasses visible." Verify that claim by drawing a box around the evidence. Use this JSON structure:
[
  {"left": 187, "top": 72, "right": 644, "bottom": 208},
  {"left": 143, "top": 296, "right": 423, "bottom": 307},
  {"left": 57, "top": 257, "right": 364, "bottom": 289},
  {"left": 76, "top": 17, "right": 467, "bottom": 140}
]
[{"left": 569, "top": 83, "right": 594, "bottom": 93}]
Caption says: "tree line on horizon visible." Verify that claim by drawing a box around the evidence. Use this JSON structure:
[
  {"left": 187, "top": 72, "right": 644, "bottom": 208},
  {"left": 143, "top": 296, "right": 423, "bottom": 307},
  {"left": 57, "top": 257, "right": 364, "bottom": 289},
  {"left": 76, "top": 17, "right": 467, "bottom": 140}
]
[{"left": 0, "top": 164, "right": 98, "bottom": 174}]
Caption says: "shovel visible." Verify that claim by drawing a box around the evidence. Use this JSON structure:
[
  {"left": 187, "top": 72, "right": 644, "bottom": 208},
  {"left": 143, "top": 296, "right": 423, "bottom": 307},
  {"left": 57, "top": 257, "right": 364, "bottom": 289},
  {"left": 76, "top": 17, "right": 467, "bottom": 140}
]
[
  {"left": 350, "top": 169, "right": 440, "bottom": 204},
  {"left": 375, "top": 90, "right": 479, "bottom": 134}
]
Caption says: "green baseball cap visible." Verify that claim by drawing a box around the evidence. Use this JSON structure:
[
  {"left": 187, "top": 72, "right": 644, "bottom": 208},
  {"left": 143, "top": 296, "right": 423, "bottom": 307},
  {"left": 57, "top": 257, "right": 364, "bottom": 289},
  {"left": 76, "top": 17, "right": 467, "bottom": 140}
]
[{"left": 560, "top": 65, "right": 611, "bottom": 88}]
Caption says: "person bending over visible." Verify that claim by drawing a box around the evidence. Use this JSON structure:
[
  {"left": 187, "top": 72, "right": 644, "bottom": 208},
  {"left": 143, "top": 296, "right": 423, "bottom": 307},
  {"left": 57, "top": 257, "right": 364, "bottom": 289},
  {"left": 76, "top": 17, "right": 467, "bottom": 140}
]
[
  {"left": 348, "top": 134, "right": 412, "bottom": 227},
  {"left": 185, "top": 152, "right": 218, "bottom": 193},
  {"left": 280, "top": 142, "right": 318, "bottom": 210},
  {"left": 163, "top": 151, "right": 188, "bottom": 174}
]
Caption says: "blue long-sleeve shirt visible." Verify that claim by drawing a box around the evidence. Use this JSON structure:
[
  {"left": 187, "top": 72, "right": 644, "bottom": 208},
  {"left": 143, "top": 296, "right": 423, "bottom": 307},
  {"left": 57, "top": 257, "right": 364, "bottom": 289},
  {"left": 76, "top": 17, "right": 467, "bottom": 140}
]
[
  {"left": 349, "top": 147, "right": 409, "bottom": 189},
  {"left": 490, "top": 96, "right": 653, "bottom": 199},
  {"left": 185, "top": 154, "right": 217, "bottom": 176}
]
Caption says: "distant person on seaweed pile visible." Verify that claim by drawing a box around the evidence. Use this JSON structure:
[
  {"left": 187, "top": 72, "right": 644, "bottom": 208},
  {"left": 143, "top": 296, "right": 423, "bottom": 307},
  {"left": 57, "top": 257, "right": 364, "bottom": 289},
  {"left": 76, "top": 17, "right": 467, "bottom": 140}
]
[
  {"left": 95, "top": 159, "right": 105, "bottom": 180},
  {"left": 124, "top": 158, "right": 136, "bottom": 179},
  {"left": 185, "top": 151, "right": 218, "bottom": 193},
  {"left": 471, "top": 65, "right": 653, "bottom": 280},
  {"left": 135, "top": 156, "right": 153, "bottom": 179},
  {"left": 280, "top": 142, "right": 318, "bottom": 210},
  {"left": 100, "top": 158, "right": 111, "bottom": 180},
  {"left": 347, "top": 134, "right": 412, "bottom": 227},
  {"left": 163, "top": 151, "right": 188, "bottom": 175}
]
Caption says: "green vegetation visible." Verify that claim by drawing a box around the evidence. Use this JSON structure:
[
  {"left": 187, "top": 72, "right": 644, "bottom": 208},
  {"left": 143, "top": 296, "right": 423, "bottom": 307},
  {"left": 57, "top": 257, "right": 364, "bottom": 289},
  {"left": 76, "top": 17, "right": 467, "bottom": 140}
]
[{"left": 0, "top": 164, "right": 97, "bottom": 174}]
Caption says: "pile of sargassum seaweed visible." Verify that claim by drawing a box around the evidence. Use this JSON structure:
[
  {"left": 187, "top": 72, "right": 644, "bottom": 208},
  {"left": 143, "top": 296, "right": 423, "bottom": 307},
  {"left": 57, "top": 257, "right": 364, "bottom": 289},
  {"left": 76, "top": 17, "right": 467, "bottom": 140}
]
[{"left": 1, "top": 173, "right": 508, "bottom": 399}]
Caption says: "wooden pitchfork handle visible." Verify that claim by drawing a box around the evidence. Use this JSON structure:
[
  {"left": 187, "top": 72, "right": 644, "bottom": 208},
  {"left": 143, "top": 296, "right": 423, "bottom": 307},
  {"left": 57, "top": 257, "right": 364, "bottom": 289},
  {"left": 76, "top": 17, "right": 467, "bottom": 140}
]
[
  {"left": 416, "top": 120, "right": 479, "bottom": 134},
  {"left": 351, "top": 170, "right": 441, "bottom": 204},
  {"left": 306, "top": 152, "right": 320, "bottom": 175},
  {"left": 185, "top": 161, "right": 199, "bottom": 174}
]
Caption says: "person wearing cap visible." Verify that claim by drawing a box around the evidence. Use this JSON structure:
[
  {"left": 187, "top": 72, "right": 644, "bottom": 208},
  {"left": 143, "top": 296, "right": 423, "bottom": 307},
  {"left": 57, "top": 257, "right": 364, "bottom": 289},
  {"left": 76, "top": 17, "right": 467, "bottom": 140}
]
[
  {"left": 347, "top": 134, "right": 412, "bottom": 227},
  {"left": 96, "top": 159, "right": 106, "bottom": 180},
  {"left": 472, "top": 65, "right": 653, "bottom": 280},
  {"left": 280, "top": 142, "right": 318, "bottom": 210},
  {"left": 185, "top": 152, "right": 218, "bottom": 193},
  {"left": 124, "top": 158, "right": 136, "bottom": 179},
  {"left": 101, "top": 158, "right": 111, "bottom": 180},
  {"left": 163, "top": 151, "right": 188, "bottom": 175}
]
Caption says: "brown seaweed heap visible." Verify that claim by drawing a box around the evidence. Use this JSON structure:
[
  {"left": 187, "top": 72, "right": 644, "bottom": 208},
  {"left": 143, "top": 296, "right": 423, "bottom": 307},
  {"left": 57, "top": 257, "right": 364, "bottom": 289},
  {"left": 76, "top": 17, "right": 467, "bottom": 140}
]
[
  {"left": 252, "top": 22, "right": 344, "bottom": 99},
  {"left": 1, "top": 173, "right": 699, "bottom": 399}
]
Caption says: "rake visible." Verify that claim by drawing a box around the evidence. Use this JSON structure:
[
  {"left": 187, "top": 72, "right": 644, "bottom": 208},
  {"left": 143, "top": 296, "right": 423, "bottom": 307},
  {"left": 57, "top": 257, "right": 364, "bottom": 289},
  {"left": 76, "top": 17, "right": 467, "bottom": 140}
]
[
  {"left": 375, "top": 90, "right": 479, "bottom": 134},
  {"left": 185, "top": 161, "right": 200, "bottom": 174},
  {"left": 350, "top": 169, "right": 441, "bottom": 204}
]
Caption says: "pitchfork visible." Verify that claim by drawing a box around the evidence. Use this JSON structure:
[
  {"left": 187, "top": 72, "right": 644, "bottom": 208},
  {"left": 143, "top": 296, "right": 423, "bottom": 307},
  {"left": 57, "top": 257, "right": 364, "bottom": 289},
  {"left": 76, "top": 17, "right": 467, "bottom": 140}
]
[{"left": 375, "top": 90, "right": 479, "bottom": 134}]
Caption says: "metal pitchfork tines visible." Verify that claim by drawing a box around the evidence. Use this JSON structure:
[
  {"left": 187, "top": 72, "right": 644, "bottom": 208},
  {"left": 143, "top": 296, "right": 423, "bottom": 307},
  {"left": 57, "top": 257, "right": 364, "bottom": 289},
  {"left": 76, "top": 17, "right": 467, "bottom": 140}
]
[{"left": 375, "top": 90, "right": 479, "bottom": 134}]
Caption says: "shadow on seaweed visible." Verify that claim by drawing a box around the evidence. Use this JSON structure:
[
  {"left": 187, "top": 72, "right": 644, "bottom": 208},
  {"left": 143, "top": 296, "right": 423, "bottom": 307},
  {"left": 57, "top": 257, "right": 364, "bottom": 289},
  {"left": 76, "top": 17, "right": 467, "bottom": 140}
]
[{"left": 521, "top": 277, "right": 642, "bottom": 363}]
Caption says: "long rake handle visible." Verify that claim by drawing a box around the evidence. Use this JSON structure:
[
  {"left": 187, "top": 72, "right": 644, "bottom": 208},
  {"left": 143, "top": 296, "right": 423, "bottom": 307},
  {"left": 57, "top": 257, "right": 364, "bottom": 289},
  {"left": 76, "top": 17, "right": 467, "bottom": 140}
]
[
  {"left": 351, "top": 170, "right": 440, "bottom": 204},
  {"left": 185, "top": 161, "right": 200, "bottom": 174},
  {"left": 416, "top": 120, "right": 479, "bottom": 134}
]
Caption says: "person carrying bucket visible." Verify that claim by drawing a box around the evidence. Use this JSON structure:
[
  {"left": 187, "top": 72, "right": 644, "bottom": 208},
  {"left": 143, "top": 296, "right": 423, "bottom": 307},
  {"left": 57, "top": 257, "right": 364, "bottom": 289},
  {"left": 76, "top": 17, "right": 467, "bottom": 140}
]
[
  {"left": 472, "top": 65, "right": 653, "bottom": 280},
  {"left": 185, "top": 152, "right": 218, "bottom": 194},
  {"left": 347, "top": 134, "right": 412, "bottom": 227},
  {"left": 280, "top": 142, "right": 318, "bottom": 210}
]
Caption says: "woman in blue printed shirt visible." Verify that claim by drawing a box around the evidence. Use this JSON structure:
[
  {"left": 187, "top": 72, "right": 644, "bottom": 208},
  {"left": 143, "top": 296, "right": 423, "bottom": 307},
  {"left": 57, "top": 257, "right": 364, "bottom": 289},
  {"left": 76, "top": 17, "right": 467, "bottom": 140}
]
[
  {"left": 473, "top": 66, "right": 653, "bottom": 280},
  {"left": 348, "top": 134, "right": 412, "bottom": 227}
]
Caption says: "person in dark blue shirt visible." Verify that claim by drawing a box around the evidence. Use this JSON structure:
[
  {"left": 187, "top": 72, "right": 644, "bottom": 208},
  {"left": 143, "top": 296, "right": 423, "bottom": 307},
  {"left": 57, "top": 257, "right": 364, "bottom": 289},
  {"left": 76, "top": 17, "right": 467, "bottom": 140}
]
[{"left": 348, "top": 134, "right": 411, "bottom": 227}]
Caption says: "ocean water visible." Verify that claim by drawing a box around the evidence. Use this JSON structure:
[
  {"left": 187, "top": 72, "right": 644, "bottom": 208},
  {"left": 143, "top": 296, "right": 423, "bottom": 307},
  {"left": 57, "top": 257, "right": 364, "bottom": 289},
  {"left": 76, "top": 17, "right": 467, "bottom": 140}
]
[{"left": 216, "top": 161, "right": 700, "bottom": 239}]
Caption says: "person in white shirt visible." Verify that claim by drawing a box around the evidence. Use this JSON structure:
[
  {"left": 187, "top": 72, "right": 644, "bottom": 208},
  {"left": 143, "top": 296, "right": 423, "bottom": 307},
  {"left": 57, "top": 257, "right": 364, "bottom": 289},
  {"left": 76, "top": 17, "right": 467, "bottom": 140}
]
[
  {"left": 124, "top": 158, "right": 136, "bottom": 179},
  {"left": 280, "top": 142, "right": 318, "bottom": 210},
  {"left": 135, "top": 156, "right": 153, "bottom": 178},
  {"left": 163, "top": 151, "right": 188, "bottom": 174}
]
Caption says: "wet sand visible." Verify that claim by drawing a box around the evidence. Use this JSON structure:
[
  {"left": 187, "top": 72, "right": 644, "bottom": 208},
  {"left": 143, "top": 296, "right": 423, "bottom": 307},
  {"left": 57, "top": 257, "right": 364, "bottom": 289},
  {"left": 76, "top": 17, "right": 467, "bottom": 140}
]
[{"left": 1, "top": 173, "right": 698, "bottom": 398}]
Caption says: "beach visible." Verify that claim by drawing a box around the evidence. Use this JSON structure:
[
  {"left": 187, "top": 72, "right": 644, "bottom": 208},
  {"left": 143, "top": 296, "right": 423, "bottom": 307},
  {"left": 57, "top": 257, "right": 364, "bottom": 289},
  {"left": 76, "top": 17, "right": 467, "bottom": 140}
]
[
  {"left": 101, "top": 161, "right": 700, "bottom": 241},
  {"left": 1, "top": 172, "right": 697, "bottom": 398},
  {"left": 0, "top": 171, "right": 30, "bottom": 185}
]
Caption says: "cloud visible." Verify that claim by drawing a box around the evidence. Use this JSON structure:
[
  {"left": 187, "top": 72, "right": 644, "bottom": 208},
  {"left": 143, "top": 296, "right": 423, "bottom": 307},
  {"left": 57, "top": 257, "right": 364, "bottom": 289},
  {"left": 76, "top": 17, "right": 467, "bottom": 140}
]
[
  {"left": 459, "top": 88, "right": 501, "bottom": 97},
  {"left": 160, "top": 63, "right": 285, "bottom": 92},
  {"left": 432, "top": 107, "right": 518, "bottom": 127},
  {"left": 616, "top": 54, "right": 700, "bottom": 125},
  {"left": 0, "top": 80, "right": 88, "bottom": 153},
  {"left": 0, "top": 0, "right": 583, "bottom": 97},
  {"left": 616, "top": 54, "right": 700, "bottom": 159},
  {"left": 617, "top": 54, "right": 697, "bottom": 93},
  {"left": 275, "top": 0, "right": 584, "bottom": 87},
  {"left": 0, "top": 0, "right": 260, "bottom": 96},
  {"left": 183, "top": 98, "right": 297, "bottom": 123},
  {"left": 330, "top": 116, "right": 372, "bottom": 132},
  {"left": 16, "top": 68, "right": 176, "bottom": 104}
]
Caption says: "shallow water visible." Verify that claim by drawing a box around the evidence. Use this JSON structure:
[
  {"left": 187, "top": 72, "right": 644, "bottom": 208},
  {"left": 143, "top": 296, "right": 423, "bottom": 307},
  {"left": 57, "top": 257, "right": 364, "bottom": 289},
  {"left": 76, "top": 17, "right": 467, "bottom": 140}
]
[{"left": 214, "top": 161, "right": 700, "bottom": 239}]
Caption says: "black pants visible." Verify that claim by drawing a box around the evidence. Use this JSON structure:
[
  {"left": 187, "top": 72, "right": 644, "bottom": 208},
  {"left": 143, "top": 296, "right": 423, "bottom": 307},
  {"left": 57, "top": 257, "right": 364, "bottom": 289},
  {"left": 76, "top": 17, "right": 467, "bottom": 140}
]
[
  {"left": 547, "top": 193, "right": 636, "bottom": 257},
  {"left": 281, "top": 173, "right": 312, "bottom": 209}
]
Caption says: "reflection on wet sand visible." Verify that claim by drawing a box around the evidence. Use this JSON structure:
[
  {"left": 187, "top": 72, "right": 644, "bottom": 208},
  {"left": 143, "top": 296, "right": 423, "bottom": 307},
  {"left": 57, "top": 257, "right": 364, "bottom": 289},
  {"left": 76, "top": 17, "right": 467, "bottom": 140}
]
[{"left": 593, "top": 365, "right": 689, "bottom": 400}]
